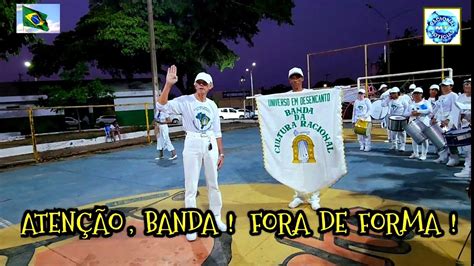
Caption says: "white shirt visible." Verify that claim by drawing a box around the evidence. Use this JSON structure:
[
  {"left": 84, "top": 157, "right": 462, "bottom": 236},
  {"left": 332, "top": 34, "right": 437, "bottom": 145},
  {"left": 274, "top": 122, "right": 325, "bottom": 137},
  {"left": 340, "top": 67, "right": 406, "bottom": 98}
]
[
  {"left": 352, "top": 98, "right": 372, "bottom": 123},
  {"left": 400, "top": 94, "right": 412, "bottom": 105},
  {"left": 380, "top": 90, "right": 390, "bottom": 100},
  {"left": 156, "top": 95, "right": 222, "bottom": 138},
  {"left": 454, "top": 93, "right": 471, "bottom": 128},
  {"left": 382, "top": 97, "right": 408, "bottom": 116},
  {"left": 155, "top": 110, "right": 170, "bottom": 124},
  {"left": 433, "top": 91, "right": 458, "bottom": 123},
  {"left": 405, "top": 99, "right": 432, "bottom": 126}
]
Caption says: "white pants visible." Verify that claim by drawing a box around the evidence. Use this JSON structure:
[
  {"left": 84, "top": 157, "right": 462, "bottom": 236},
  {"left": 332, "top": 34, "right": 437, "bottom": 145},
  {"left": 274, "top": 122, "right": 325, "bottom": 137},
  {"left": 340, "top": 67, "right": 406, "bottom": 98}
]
[
  {"left": 390, "top": 130, "right": 406, "bottom": 147},
  {"left": 462, "top": 145, "right": 471, "bottom": 171},
  {"left": 357, "top": 134, "right": 371, "bottom": 148},
  {"left": 183, "top": 131, "right": 222, "bottom": 217},
  {"left": 412, "top": 140, "right": 429, "bottom": 156},
  {"left": 156, "top": 124, "right": 175, "bottom": 151},
  {"left": 295, "top": 191, "right": 320, "bottom": 200}
]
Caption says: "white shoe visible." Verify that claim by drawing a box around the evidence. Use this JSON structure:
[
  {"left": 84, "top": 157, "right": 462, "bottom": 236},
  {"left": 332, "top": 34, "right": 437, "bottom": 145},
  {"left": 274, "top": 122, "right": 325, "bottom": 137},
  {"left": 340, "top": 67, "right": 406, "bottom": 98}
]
[
  {"left": 398, "top": 146, "right": 406, "bottom": 152},
  {"left": 364, "top": 146, "right": 371, "bottom": 152},
  {"left": 434, "top": 156, "right": 447, "bottom": 164},
  {"left": 308, "top": 194, "right": 320, "bottom": 211},
  {"left": 409, "top": 153, "right": 419, "bottom": 159},
  {"left": 168, "top": 154, "right": 178, "bottom": 160},
  {"left": 446, "top": 156, "right": 460, "bottom": 167},
  {"left": 454, "top": 170, "right": 471, "bottom": 178},
  {"left": 186, "top": 233, "right": 197, "bottom": 241},
  {"left": 389, "top": 144, "right": 397, "bottom": 150},
  {"left": 155, "top": 157, "right": 164, "bottom": 160},
  {"left": 214, "top": 216, "right": 227, "bottom": 232},
  {"left": 288, "top": 197, "right": 304, "bottom": 209},
  {"left": 419, "top": 155, "right": 427, "bottom": 161},
  {"left": 360, "top": 146, "right": 364, "bottom": 151}
]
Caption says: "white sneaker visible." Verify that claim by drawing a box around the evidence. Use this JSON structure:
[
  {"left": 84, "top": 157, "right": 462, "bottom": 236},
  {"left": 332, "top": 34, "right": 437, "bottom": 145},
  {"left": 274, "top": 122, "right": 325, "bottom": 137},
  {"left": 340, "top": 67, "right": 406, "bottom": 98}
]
[
  {"left": 186, "top": 233, "right": 197, "bottom": 241},
  {"left": 446, "top": 156, "right": 460, "bottom": 167},
  {"left": 364, "top": 146, "right": 371, "bottom": 152},
  {"left": 288, "top": 197, "right": 304, "bottom": 209},
  {"left": 360, "top": 146, "right": 364, "bottom": 151},
  {"left": 454, "top": 170, "right": 471, "bottom": 178},
  {"left": 409, "top": 153, "right": 419, "bottom": 159},
  {"left": 308, "top": 194, "right": 320, "bottom": 211},
  {"left": 168, "top": 154, "right": 178, "bottom": 160},
  {"left": 434, "top": 156, "right": 447, "bottom": 164},
  {"left": 398, "top": 146, "right": 406, "bottom": 152},
  {"left": 214, "top": 216, "right": 227, "bottom": 232},
  {"left": 419, "top": 155, "right": 427, "bottom": 161},
  {"left": 155, "top": 157, "right": 164, "bottom": 160},
  {"left": 389, "top": 144, "right": 397, "bottom": 150}
]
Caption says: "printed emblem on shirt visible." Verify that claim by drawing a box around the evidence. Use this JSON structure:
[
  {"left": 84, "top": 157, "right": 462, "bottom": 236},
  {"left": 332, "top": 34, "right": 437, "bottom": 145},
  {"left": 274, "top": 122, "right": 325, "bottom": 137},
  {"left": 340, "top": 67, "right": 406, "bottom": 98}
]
[{"left": 193, "top": 106, "right": 213, "bottom": 131}]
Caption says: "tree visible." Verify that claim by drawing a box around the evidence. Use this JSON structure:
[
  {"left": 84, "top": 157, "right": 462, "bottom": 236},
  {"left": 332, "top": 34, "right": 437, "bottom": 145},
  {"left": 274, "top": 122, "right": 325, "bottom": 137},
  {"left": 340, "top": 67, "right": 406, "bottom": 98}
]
[
  {"left": 38, "top": 63, "right": 113, "bottom": 107},
  {"left": 29, "top": 0, "right": 295, "bottom": 95},
  {"left": 0, "top": 0, "right": 38, "bottom": 60}
]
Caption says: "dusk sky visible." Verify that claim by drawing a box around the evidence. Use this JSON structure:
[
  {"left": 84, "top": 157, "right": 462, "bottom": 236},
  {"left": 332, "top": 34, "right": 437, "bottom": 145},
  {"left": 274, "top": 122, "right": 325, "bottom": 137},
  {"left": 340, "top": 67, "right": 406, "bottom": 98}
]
[{"left": 1, "top": 0, "right": 471, "bottom": 91}]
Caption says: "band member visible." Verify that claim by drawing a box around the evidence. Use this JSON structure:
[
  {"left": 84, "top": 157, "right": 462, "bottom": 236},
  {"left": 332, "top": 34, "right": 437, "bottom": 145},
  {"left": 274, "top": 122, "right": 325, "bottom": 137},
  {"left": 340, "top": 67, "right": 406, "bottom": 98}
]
[
  {"left": 454, "top": 78, "right": 471, "bottom": 178},
  {"left": 382, "top": 87, "right": 409, "bottom": 151},
  {"left": 431, "top": 78, "right": 460, "bottom": 166},
  {"left": 157, "top": 65, "right": 227, "bottom": 241},
  {"left": 154, "top": 110, "right": 178, "bottom": 160},
  {"left": 286, "top": 67, "right": 321, "bottom": 210},
  {"left": 378, "top": 84, "right": 390, "bottom": 142},
  {"left": 405, "top": 87, "right": 432, "bottom": 160},
  {"left": 352, "top": 88, "right": 372, "bottom": 151},
  {"left": 427, "top": 84, "right": 440, "bottom": 108}
]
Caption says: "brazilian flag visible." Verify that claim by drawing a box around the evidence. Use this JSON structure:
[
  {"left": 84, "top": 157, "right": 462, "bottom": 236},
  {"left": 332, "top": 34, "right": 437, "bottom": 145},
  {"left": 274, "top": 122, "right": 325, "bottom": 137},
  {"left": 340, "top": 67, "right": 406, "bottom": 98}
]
[{"left": 23, "top": 5, "right": 49, "bottom": 32}]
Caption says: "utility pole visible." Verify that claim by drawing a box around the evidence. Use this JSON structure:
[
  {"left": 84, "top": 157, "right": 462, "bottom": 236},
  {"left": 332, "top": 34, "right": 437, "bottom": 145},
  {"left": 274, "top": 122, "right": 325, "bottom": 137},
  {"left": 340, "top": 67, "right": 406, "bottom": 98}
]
[{"left": 147, "top": 0, "right": 159, "bottom": 110}]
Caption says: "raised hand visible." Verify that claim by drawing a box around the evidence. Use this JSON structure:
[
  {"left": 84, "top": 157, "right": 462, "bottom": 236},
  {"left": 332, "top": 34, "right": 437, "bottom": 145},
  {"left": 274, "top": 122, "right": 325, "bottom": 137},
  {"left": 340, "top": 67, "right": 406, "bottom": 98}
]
[{"left": 166, "top": 65, "right": 178, "bottom": 85}]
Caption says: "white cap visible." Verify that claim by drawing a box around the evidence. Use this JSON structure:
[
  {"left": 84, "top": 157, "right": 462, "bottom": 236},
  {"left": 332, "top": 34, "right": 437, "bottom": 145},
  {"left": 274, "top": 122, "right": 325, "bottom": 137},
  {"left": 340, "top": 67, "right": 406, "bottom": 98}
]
[
  {"left": 390, "top": 87, "right": 400, "bottom": 93},
  {"left": 288, "top": 67, "right": 304, "bottom": 78},
  {"left": 440, "top": 78, "right": 454, "bottom": 86},
  {"left": 429, "top": 84, "right": 440, "bottom": 90},
  {"left": 464, "top": 78, "right": 471, "bottom": 84},
  {"left": 378, "top": 84, "right": 388, "bottom": 91},
  {"left": 358, "top": 88, "right": 366, "bottom": 94},
  {"left": 413, "top": 87, "right": 423, "bottom": 93},
  {"left": 194, "top": 72, "right": 213, "bottom": 84},
  {"left": 409, "top": 84, "right": 416, "bottom": 90}
]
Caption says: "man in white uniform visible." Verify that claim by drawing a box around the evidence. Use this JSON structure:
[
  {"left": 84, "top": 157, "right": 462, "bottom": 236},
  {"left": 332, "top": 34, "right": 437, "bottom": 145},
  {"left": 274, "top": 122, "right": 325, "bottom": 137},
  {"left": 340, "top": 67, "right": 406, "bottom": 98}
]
[
  {"left": 431, "top": 78, "right": 460, "bottom": 166},
  {"left": 383, "top": 87, "right": 409, "bottom": 151},
  {"left": 404, "top": 87, "right": 432, "bottom": 160},
  {"left": 154, "top": 110, "right": 177, "bottom": 160},
  {"left": 286, "top": 67, "right": 321, "bottom": 210},
  {"left": 352, "top": 88, "right": 373, "bottom": 151},
  {"left": 157, "top": 65, "right": 227, "bottom": 241},
  {"left": 453, "top": 78, "right": 471, "bottom": 178},
  {"left": 378, "top": 84, "right": 390, "bottom": 142},
  {"left": 427, "top": 84, "right": 440, "bottom": 108}
]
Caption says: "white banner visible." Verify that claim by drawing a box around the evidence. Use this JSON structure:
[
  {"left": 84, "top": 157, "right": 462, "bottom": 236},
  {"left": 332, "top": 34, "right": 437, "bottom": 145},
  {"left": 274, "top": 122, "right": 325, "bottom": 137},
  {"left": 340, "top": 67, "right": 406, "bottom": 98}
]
[{"left": 256, "top": 89, "right": 347, "bottom": 193}]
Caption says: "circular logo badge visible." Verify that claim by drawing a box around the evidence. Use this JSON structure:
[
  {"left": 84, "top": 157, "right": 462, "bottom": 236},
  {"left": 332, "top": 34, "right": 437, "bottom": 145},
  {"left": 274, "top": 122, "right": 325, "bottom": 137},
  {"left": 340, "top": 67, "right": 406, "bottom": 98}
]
[{"left": 426, "top": 10, "right": 459, "bottom": 44}]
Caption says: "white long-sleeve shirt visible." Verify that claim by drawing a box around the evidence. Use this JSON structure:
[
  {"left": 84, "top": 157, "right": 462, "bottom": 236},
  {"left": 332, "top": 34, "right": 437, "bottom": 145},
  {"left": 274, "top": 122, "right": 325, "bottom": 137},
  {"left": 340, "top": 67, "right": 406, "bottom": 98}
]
[
  {"left": 382, "top": 97, "right": 409, "bottom": 116},
  {"left": 404, "top": 99, "right": 432, "bottom": 126},
  {"left": 453, "top": 93, "right": 471, "bottom": 128},
  {"left": 352, "top": 98, "right": 372, "bottom": 123},
  {"left": 156, "top": 95, "right": 222, "bottom": 138},
  {"left": 432, "top": 92, "right": 458, "bottom": 126}
]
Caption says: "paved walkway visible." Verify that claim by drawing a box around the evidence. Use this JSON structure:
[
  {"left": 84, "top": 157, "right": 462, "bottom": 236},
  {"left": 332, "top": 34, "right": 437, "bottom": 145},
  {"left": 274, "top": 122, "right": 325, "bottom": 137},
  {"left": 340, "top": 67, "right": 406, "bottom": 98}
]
[{"left": 0, "top": 127, "right": 470, "bottom": 265}]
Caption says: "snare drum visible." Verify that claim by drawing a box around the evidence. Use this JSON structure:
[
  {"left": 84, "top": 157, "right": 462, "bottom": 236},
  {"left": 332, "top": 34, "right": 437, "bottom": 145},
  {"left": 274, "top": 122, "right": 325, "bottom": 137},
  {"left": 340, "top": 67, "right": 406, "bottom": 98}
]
[
  {"left": 388, "top": 116, "right": 408, "bottom": 132},
  {"left": 370, "top": 100, "right": 389, "bottom": 120},
  {"left": 354, "top": 119, "right": 372, "bottom": 136},
  {"left": 445, "top": 127, "right": 471, "bottom": 147}
]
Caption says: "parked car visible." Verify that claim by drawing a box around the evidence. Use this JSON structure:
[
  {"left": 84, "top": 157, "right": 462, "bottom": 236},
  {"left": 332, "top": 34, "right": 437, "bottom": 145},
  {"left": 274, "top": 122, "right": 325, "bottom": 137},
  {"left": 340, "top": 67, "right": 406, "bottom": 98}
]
[
  {"left": 252, "top": 109, "right": 258, "bottom": 119},
  {"left": 95, "top": 115, "right": 117, "bottom": 127},
  {"left": 218, "top": 108, "right": 240, "bottom": 119},
  {"left": 64, "top": 116, "right": 80, "bottom": 128},
  {"left": 237, "top": 109, "right": 253, "bottom": 119}
]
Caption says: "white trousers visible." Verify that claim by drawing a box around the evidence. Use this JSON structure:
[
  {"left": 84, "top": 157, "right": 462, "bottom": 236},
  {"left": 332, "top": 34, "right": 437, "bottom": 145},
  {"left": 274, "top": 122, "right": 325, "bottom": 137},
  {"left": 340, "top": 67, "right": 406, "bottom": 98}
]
[
  {"left": 295, "top": 191, "right": 320, "bottom": 200},
  {"left": 412, "top": 139, "right": 429, "bottom": 156},
  {"left": 462, "top": 145, "right": 471, "bottom": 170},
  {"left": 183, "top": 132, "right": 222, "bottom": 217},
  {"left": 156, "top": 124, "right": 175, "bottom": 151},
  {"left": 390, "top": 130, "right": 406, "bottom": 147},
  {"left": 357, "top": 134, "right": 371, "bottom": 148}
]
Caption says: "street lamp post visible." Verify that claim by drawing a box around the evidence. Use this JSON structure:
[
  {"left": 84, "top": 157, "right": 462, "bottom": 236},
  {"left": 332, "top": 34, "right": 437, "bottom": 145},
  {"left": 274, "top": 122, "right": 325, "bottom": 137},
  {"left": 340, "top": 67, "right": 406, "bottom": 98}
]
[{"left": 245, "top": 62, "right": 256, "bottom": 111}]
